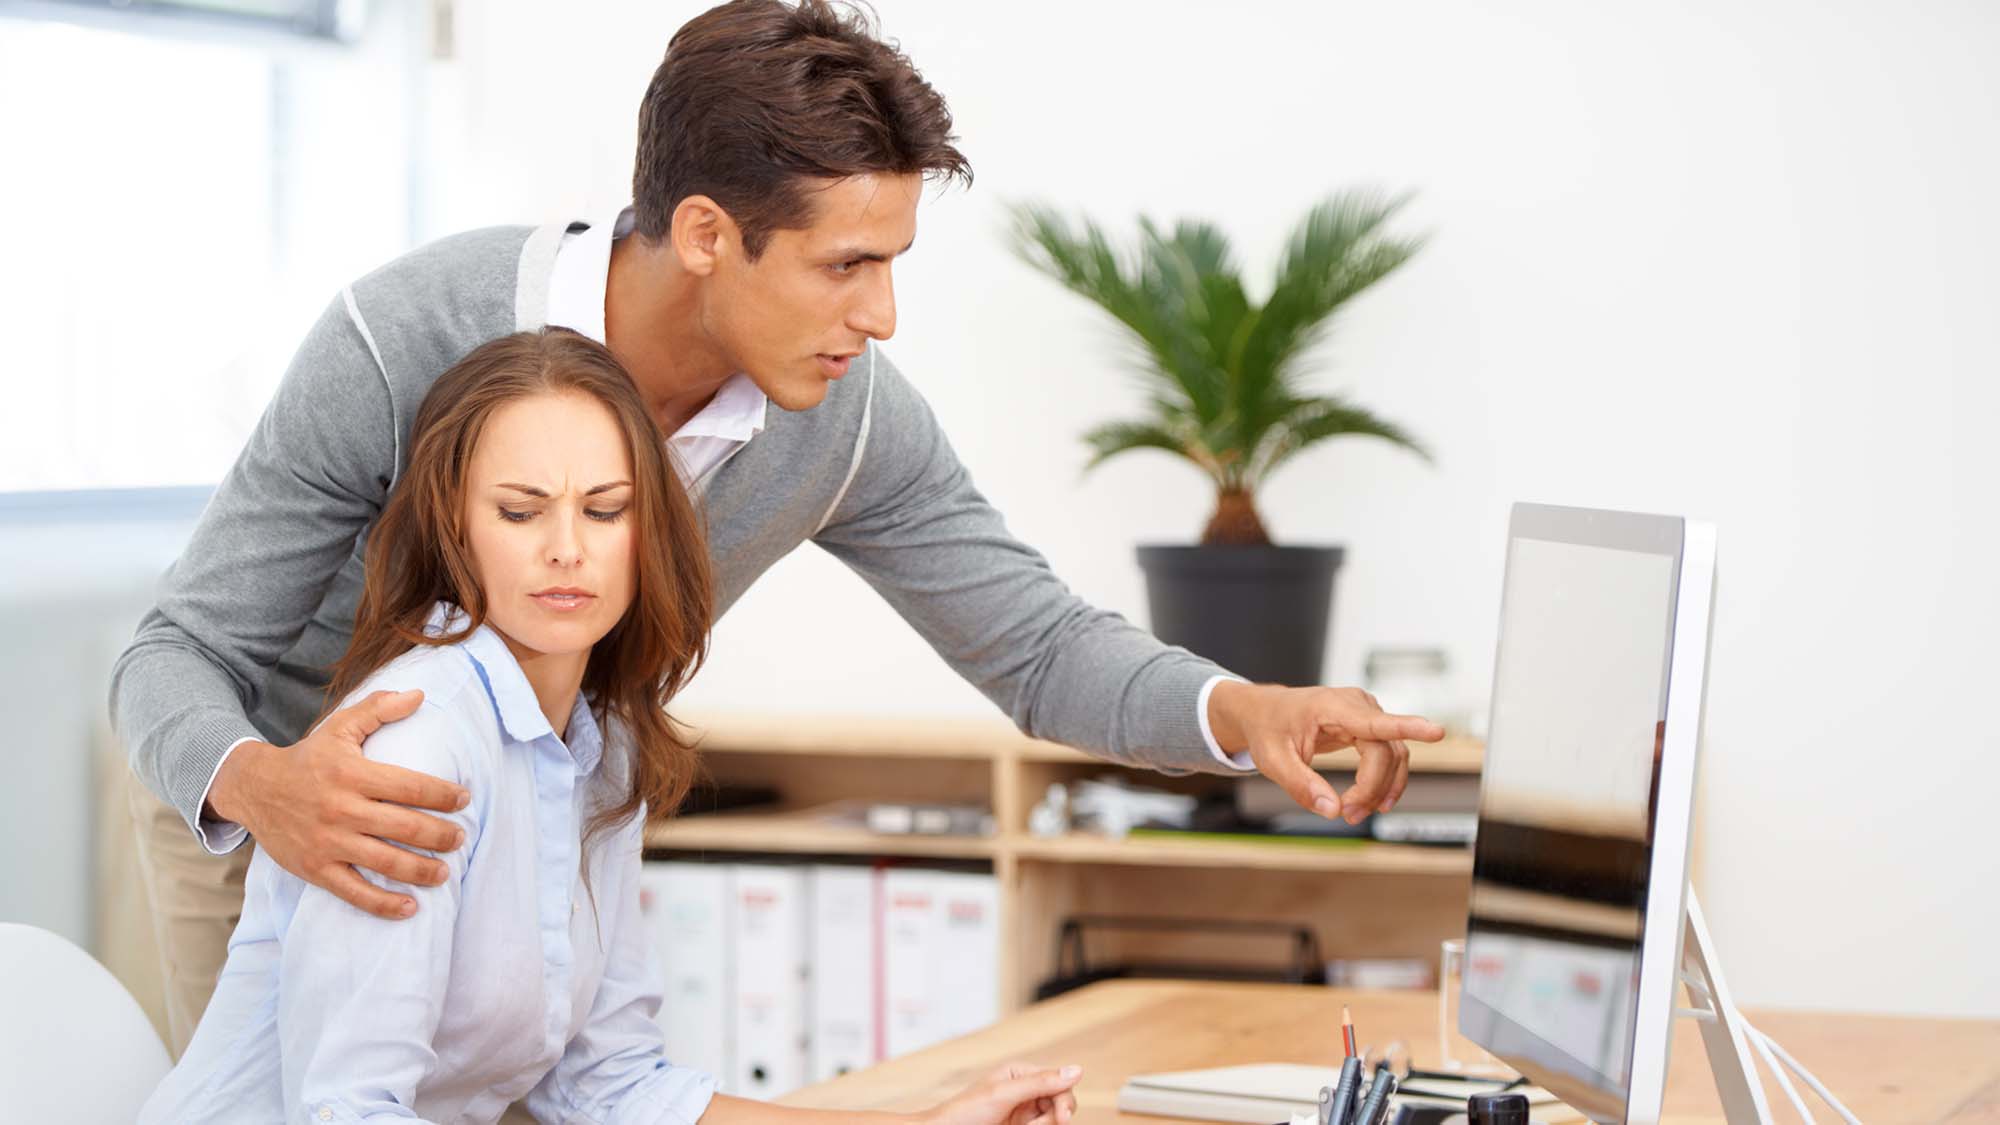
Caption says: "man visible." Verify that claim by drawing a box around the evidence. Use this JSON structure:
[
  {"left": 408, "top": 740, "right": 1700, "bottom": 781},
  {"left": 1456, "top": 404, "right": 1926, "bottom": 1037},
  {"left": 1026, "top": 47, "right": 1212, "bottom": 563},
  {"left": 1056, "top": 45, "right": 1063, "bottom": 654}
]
[{"left": 114, "top": 0, "right": 1443, "bottom": 1056}]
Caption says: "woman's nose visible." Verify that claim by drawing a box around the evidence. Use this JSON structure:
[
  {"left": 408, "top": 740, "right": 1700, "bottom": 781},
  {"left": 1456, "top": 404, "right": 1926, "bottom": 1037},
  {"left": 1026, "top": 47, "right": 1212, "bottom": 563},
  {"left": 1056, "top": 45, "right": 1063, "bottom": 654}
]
[{"left": 545, "top": 512, "right": 584, "bottom": 567}]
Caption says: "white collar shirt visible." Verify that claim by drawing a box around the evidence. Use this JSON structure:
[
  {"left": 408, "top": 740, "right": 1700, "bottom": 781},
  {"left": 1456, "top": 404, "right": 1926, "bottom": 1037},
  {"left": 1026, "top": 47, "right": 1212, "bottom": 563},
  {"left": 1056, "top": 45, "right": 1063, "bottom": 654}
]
[{"left": 546, "top": 205, "right": 768, "bottom": 487}]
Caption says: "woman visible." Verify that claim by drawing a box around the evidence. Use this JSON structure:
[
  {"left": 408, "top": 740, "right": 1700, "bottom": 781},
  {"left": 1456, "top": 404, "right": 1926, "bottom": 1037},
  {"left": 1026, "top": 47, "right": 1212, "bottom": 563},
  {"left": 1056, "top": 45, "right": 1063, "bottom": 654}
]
[{"left": 141, "top": 329, "right": 1080, "bottom": 1125}]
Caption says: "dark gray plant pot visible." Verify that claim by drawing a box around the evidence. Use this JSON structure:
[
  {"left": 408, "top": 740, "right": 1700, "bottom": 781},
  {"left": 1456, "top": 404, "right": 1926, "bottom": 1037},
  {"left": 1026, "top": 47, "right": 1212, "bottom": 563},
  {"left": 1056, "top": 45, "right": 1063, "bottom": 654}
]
[{"left": 1135, "top": 545, "right": 1345, "bottom": 687}]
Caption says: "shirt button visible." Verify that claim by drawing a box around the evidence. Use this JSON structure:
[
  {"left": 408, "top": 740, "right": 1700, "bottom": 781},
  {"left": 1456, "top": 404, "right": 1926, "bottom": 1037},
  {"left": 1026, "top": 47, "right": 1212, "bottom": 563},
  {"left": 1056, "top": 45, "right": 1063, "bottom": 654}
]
[{"left": 318, "top": 1110, "right": 333, "bottom": 1122}]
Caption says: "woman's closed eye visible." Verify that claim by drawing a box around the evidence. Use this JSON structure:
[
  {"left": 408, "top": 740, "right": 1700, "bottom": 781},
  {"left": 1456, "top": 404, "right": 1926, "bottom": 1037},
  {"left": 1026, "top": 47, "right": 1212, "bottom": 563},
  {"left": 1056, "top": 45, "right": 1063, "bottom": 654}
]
[{"left": 496, "top": 506, "right": 627, "bottom": 523}]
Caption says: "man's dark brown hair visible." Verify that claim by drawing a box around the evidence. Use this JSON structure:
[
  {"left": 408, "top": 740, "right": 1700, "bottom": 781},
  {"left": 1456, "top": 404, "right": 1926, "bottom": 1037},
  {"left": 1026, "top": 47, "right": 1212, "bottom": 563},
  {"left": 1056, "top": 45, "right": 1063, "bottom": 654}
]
[{"left": 634, "top": 0, "right": 972, "bottom": 258}]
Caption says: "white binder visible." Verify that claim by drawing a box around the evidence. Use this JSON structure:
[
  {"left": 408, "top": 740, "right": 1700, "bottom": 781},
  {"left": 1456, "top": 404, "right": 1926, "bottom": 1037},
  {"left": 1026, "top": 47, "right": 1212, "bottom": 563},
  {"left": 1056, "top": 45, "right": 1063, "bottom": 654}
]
[
  {"left": 881, "top": 869, "right": 999, "bottom": 1057},
  {"left": 729, "top": 864, "right": 811, "bottom": 1098},
  {"left": 637, "top": 861, "right": 733, "bottom": 1091},
  {"left": 808, "top": 864, "right": 878, "bottom": 1082},
  {"left": 931, "top": 870, "right": 999, "bottom": 1040}
]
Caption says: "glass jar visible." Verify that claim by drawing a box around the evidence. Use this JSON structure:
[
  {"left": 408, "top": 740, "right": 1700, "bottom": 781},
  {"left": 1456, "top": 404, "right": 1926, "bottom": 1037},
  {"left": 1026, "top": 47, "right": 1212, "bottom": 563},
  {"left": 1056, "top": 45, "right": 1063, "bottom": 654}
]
[{"left": 1363, "top": 647, "right": 1450, "bottom": 725}]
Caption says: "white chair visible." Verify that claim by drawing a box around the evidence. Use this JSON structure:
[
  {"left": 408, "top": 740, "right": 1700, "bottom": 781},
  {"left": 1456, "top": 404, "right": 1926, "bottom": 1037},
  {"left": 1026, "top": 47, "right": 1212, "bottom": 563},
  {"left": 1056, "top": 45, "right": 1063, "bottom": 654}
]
[{"left": 0, "top": 922, "right": 171, "bottom": 1122}]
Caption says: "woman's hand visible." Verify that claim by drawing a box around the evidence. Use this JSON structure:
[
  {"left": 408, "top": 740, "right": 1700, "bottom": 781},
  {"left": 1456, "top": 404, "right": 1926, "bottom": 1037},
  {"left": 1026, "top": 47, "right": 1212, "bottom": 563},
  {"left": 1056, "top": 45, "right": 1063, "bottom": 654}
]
[{"left": 917, "top": 1063, "right": 1082, "bottom": 1125}]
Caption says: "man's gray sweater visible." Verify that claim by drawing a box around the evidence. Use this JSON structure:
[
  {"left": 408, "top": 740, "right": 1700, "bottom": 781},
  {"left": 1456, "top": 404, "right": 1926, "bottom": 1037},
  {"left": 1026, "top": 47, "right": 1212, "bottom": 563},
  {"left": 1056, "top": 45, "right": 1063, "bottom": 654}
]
[{"left": 111, "top": 221, "right": 1238, "bottom": 839}]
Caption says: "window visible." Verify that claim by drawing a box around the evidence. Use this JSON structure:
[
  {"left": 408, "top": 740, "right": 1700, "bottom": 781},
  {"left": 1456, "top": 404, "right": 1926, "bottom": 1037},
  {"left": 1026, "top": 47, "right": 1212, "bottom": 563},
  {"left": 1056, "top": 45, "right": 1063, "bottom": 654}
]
[
  {"left": 34, "top": 0, "right": 363, "bottom": 42},
  {"left": 0, "top": 1, "right": 427, "bottom": 491}
]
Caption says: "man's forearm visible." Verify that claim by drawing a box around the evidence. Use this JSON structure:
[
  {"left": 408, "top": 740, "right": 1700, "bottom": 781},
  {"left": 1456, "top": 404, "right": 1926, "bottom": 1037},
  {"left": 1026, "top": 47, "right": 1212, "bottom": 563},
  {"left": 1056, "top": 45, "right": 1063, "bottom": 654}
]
[
  {"left": 110, "top": 613, "right": 267, "bottom": 841},
  {"left": 110, "top": 292, "right": 403, "bottom": 841},
  {"left": 813, "top": 355, "right": 1241, "bottom": 776}
]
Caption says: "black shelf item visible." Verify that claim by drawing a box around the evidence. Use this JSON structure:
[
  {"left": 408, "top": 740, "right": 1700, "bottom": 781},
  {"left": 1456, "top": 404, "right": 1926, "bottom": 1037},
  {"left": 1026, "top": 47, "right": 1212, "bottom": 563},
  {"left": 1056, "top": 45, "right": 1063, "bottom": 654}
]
[
  {"left": 1033, "top": 913, "right": 1326, "bottom": 1001},
  {"left": 672, "top": 782, "right": 781, "bottom": 817}
]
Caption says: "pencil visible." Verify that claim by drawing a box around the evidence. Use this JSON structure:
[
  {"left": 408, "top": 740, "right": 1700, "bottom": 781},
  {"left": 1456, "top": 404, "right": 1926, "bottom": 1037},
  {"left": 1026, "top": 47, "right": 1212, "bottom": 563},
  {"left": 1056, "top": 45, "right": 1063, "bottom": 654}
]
[{"left": 1342, "top": 1005, "right": 1357, "bottom": 1058}]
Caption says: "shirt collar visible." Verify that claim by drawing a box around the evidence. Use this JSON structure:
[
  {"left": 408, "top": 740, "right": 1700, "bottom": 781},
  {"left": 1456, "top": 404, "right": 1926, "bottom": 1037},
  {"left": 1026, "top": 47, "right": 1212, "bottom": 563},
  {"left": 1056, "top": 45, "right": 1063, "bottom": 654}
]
[
  {"left": 676, "top": 370, "right": 769, "bottom": 442},
  {"left": 545, "top": 205, "right": 771, "bottom": 447},
  {"left": 545, "top": 208, "right": 625, "bottom": 346},
  {"left": 424, "top": 602, "right": 604, "bottom": 775}
]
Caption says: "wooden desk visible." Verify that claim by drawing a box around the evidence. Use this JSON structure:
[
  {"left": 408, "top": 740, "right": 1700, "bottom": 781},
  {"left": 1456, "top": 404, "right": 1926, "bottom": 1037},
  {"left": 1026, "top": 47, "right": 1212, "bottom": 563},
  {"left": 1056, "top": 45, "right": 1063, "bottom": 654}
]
[{"left": 781, "top": 980, "right": 2000, "bottom": 1123}]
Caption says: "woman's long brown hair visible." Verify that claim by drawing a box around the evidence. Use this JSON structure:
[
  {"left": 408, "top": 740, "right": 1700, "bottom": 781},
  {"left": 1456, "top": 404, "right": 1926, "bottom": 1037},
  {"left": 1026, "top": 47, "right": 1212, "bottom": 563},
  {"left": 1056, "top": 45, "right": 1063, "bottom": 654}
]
[{"left": 324, "top": 328, "right": 712, "bottom": 844}]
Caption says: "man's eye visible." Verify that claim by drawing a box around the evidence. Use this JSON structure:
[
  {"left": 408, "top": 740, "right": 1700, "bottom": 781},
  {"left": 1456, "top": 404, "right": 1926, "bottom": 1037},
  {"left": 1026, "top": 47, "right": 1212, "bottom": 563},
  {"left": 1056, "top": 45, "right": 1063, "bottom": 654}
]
[
  {"left": 585, "top": 508, "right": 627, "bottom": 523},
  {"left": 498, "top": 507, "right": 534, "bottom": 523},
  {"left": 828, "top": 260, "right": 858, "bottom": 276}
]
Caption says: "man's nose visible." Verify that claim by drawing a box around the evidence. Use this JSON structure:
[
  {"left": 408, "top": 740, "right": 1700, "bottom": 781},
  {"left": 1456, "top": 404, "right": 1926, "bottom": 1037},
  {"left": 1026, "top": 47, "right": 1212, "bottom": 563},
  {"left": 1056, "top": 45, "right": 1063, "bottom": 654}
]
[{"left": 850, "top": 267, "right": 897, "bottom": 341}]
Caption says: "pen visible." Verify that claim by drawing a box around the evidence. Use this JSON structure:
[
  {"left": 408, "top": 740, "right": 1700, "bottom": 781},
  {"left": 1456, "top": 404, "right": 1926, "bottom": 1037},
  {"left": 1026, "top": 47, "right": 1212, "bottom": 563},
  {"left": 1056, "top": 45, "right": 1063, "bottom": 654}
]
[
  {"left": 1326, "top": 1056, "right": 1363, "bottom": 1125},
  {"left": 1318, "top": 1085, "right": 1335, "bottom": 1125},
  {"left": 1355, "top": 1071, "right": 1399, "bottom": 1125}
]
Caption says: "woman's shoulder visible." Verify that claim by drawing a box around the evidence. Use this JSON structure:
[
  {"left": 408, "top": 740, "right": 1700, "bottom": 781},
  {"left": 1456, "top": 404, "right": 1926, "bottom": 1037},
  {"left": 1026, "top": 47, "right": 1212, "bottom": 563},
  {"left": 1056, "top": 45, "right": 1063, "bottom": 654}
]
[{"left": 326, "top": 642, "right": 501, "bottom": 782}]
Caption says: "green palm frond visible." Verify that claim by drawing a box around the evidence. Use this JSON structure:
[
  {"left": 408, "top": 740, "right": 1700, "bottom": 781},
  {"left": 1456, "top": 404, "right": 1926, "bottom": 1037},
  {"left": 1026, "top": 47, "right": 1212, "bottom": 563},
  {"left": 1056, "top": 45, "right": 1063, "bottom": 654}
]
[
  {"left": 1251, "top": 396, "right": 1433, "bottom": 481},
  {"left": 1231, "top": 191, "right": 1426, "bottom": 456},
  {"left": 1081, "top": 419, "right": 1220, "bottom": 480},
  {"left": 1006, "top": 189, "right": 1430, "bottom": 507},
  {"left": 1008, "top": 206, "right": 1224, "bottom": 422}
]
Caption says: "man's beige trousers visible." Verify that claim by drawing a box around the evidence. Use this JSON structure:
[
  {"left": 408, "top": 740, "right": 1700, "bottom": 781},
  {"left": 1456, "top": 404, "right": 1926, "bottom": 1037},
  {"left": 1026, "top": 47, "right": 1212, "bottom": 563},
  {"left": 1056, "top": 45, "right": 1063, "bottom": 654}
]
[{"left": 127, "top": 778, "right": 249, "bottom": 1059}]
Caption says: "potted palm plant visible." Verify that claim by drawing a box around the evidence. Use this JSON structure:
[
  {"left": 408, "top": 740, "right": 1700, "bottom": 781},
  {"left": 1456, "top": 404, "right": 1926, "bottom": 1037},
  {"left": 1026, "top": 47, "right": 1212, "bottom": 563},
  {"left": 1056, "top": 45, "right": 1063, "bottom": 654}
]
[{"left": 1007, "top": 190, "right": 1432, "bottom": 686}]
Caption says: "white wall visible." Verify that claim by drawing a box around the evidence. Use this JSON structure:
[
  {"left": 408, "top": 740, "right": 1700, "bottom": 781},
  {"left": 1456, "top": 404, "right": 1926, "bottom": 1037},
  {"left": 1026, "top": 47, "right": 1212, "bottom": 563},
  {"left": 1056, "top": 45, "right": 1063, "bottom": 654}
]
[{"left": 419, "top": 0, "right": 2000, "bottom": 1017}]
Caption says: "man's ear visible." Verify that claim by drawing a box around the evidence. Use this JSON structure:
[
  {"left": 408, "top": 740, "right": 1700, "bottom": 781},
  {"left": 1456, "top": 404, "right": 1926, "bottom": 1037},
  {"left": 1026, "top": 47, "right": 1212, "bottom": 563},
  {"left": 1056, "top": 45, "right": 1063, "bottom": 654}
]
[{"left": 670, "top": 195, "right": 738, "bottom": 277}]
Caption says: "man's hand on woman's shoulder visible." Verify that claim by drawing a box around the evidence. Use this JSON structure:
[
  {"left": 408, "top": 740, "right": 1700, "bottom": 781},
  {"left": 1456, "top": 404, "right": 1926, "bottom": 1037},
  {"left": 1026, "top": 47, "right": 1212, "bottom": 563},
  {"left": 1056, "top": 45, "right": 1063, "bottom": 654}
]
[{"left": 206, "top": 688, "right": 471, "bottom": 920}]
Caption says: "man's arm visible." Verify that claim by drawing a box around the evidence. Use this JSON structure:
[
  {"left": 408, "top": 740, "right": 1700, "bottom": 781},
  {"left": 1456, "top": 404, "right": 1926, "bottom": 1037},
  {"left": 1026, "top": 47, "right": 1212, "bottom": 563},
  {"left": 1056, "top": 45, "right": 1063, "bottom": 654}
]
[
  {"left": 813, "top": 349, "right": 1228, "bottom": 776},
  {"left": 813, "top": 348, "right": 1444, "bottom": 814},
  {"left": 108, "top": 293, "right": 468, "bottom": 920},
  {"left": 111, "top": 293, "right": 396, "bottom": 837}
]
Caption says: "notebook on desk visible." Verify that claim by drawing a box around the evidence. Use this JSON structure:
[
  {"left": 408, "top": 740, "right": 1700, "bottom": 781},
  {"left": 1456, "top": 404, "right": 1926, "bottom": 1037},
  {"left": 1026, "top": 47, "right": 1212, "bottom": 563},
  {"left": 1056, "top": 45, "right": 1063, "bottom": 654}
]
[{"left": 1116, "top": 1062, "right": 1335, "bottom": 1123}]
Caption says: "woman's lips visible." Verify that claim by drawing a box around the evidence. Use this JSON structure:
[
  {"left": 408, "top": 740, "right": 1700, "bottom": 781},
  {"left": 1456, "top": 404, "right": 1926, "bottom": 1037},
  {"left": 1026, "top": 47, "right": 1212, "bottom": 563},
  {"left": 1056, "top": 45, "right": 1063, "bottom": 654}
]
[{"left": 531, "top": 591, "right": 595, "bottom": 612}]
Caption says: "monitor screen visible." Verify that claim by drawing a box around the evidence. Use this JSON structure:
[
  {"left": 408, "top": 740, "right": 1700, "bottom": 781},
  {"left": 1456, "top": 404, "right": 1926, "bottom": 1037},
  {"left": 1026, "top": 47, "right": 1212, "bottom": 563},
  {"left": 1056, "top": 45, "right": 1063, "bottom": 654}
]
[{"left": 1461, "top": 530, "right": 1681, "bottom": 1115}]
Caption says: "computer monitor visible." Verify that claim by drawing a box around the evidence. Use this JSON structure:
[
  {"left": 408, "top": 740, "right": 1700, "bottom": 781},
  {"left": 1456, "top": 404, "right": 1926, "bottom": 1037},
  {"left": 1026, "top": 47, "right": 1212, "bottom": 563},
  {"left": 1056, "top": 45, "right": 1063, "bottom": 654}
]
[{"left": 1457, "top": 503, "right": 1718, "bottom": 1124}]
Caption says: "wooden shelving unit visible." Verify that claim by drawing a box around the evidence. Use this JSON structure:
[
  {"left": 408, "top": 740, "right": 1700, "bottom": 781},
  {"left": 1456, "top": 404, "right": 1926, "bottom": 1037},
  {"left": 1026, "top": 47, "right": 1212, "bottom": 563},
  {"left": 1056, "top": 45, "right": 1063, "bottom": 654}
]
[
  {"left": 647, "top": 709, "right": 1482, "bottom": 1014},
  {"left": 646, "top": 805, "right": 998, "bottom": 860},
  {"left": 1007, "top": 831, "right": 1471, "bottom": 875}
]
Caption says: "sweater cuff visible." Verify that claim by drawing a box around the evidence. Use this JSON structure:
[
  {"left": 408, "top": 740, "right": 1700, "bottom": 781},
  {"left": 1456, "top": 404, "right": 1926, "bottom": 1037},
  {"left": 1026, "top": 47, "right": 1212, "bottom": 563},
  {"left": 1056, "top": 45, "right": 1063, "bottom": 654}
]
[
  {"left": 1116, "top": 656, "right": 1240, "bottom": 775},
  {"left": 193, "top": 737, "right": 259, "bottom": 854},
  {"left": 168, "top": 714, "right": 265, "bottom": 855}
]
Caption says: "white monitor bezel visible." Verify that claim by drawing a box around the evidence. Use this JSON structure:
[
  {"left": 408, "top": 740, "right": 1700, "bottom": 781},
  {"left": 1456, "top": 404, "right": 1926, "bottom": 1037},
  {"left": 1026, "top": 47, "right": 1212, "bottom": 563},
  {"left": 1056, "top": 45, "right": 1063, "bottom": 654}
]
[{"left": 1458, "top": 502, "right": 1716, "bottom": 1125}]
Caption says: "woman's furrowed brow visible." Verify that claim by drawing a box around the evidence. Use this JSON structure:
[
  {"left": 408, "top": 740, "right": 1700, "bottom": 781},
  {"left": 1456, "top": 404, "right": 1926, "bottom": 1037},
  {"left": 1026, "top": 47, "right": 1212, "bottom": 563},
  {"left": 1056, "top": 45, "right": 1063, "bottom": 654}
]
[{"left": 493, "top": 480, "right": 632, "bottom": 497}]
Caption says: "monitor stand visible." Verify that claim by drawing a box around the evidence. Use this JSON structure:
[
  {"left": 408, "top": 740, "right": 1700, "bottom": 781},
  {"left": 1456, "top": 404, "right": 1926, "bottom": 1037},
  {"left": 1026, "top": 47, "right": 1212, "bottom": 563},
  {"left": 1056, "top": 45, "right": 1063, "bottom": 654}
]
[{"left": 1676, "top": 892, "right": 1774, "bottom": 1123}]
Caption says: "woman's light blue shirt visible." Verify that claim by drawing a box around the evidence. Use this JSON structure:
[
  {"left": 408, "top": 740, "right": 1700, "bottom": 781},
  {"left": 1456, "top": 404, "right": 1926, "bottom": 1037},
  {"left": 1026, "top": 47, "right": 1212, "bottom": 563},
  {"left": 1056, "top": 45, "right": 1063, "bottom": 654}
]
[{"left": 141, "top": 607, "right": 717, "bottom": 1124}]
